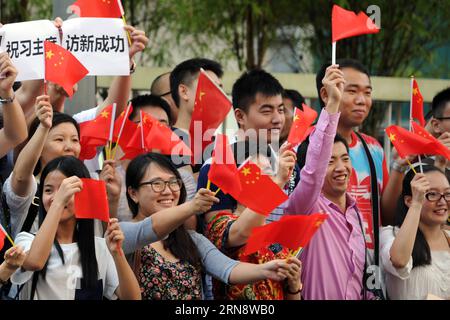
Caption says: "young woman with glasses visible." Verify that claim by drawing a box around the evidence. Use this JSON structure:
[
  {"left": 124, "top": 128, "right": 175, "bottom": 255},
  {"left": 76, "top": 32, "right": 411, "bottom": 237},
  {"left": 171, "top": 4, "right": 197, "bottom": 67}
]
[
  {"left": 122, "top": 153, "right": 301, "bottom": 300},
  {"left": 380, "top": 165, "right": 450, "bottom": 300}
]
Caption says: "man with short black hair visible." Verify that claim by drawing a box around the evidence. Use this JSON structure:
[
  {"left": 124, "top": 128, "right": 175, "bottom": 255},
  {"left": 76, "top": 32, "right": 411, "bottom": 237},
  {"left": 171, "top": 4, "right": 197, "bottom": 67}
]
[
  {"left": 198, "top": 69, "right": 294, "bottom": 227},
  {"left": 429, "top": 88, "right": 450, "bottom": 137},
  {"left": 170, "top": 58, "right": 223, "bottom": 134},
  {"left": 315, "top": 58, "right": 408, "bottom": 272},
  {"left": 150, "top": 72, "right": 177, "bottom": 125},
  {"left": 231, "top": 69, "right": 285, "bottom": 145},
  {"left": 422, "top": 88, "right": 450, "bottom": 229},
  {"left": 286, "top": 65, "right": 368, "bottom": 299},
  {"left": 129, "top": 94, "right": 172, "bottom": 127}
]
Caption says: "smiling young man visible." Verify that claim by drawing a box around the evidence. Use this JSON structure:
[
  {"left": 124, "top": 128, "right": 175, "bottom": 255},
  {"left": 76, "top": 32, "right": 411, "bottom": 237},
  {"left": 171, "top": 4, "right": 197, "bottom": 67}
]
[
  {"left": 197, "top": 69, "right": 294, "bottom": 226},
  {"left": 285, "top": 65, "right": 369, "bottom": 300},
  {"left": 315, "top": 59, "right": 407, "bottom": 270}
]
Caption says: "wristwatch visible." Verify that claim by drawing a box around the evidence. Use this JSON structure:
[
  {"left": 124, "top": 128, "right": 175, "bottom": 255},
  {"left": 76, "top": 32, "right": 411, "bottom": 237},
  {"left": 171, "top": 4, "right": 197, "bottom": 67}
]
[
  {"left": 0, "top": 94, "right": 15, "bottom": 105},
  {"left": 391, "top": 161, "right": 408, "bottom": 173}
]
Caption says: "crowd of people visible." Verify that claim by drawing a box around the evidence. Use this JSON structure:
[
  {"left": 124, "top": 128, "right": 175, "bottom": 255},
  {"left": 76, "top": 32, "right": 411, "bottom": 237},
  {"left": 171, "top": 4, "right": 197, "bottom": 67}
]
[{"left": 0, "top": 19, "right": 448, "bottom": 301}]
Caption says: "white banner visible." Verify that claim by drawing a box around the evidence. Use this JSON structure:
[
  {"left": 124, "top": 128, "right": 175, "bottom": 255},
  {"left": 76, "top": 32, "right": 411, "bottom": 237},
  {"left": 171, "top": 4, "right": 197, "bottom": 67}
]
[
  {"left": 0, "top": 20, "right": 59, "bottom": 81},
  {"left": 62, "top": 18, "right": 129, "bottom": 77},
  {"left": 0, "top": 18, "right": 129, "bottom": 81}
]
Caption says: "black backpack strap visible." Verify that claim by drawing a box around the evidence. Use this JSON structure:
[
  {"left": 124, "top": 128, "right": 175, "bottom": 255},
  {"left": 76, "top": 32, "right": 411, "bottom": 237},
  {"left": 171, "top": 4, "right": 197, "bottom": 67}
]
[
  {"left": 354, "top": 131, "right": 380, "bottom": 266},
  {"left": 354, "top": 206, "right": 369, "bottom": 300},
  {"left": 20, "top": 190, "right": 40, "bottom": 234},
  {"left": 29, "top": 271, "right": 39, "bottom": 300}
]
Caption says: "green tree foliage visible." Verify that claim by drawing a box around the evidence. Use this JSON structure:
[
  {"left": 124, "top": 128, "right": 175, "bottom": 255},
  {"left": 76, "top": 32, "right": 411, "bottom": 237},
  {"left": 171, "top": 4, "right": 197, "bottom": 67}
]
[{"left": 0, "top": 0, "right": 51, "bottom": 23}]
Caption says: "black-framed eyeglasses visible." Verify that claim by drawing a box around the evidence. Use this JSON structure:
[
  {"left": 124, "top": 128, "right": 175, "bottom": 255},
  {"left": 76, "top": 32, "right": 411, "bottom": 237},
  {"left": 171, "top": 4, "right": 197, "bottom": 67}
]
[
  {"left": 425, "top": 191, "right": 450, "bottom": 202},
  {"left": 139, "top": 178, "right": 182, "bottom": 193},
  {"left": 159, "top": 91, "right": 171, "bottom": 98},
  {"left": 435, "top": 117, "right": 450, "bottom": 121}
]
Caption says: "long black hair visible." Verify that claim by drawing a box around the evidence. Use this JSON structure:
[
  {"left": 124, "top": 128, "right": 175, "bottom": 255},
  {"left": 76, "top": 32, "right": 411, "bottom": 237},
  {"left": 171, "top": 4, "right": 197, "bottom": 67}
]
[
  {"left": 28, "top": 111, "right": 80, "bottom": 176},
  {"left": 395, "top": 164, "right": 447, "bottom": 268},
  {"left": 126, "top": 153, "right": 202, "bottom": 269},
  {"left": 37, "top": 156, "right": 98, "bottom": 289}
]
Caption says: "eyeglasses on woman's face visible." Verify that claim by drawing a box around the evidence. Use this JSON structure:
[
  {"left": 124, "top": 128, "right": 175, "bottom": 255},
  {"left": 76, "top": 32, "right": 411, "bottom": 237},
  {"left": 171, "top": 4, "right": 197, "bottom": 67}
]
[
  {"left": 139, "top": 178, "right": 182, "bottom": 193},
  {"left": 425, "top": 191, "right": 450, "bottom": 202}
]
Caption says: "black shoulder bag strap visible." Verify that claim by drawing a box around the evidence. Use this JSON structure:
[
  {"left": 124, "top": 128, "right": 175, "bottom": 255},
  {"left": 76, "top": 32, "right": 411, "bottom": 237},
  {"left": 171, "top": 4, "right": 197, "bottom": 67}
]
[
  {"left": 354, "top": 131, "right": 380, "bottom": 266},
  {"left": 20, "top": 189, "right": 40, "bottom": 233}
]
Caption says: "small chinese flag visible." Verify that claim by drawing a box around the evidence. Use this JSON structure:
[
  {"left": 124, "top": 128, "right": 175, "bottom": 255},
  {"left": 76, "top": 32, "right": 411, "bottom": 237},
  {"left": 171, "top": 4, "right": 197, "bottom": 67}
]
[
  {"left": 44, "top": 41, "right": 89, "bottom": 97},
  {"left": 113, "top": 103, "right": 139, "bottom": 151},
  {"left": 230, "top": 160, "right": 288, "bottom": 216},
  {"left": 74, "top": 179, "right": 110, "bottom": 222},
  {"left": 70, "top": 0, "right": 123, "bottom": 18},
  {"left": 79, "top": 105, "right": 115, "bottom": 159},
  {"left": 386, "top": 125, "right": 450, "bottom": 160},
  {"left": 332, "top": 4, "right": 380, "bottom": 42},
  {"left": 287, "top": 104, "right": 318, "bottom": 146},
  {"left": 411, "top": 122, "right": 450, "bottom": 160},
  {"left": 189, "top": 70, "right": 232, "bottom": 164},
  {"left": 208, "top": 134, "right": 242, "bottom": 195},
  {"left": 243, "top": 213, "right": 328, "bottom": 256},
  {"left": 411, "top": 79, "right": 425, "bottom": 127}
]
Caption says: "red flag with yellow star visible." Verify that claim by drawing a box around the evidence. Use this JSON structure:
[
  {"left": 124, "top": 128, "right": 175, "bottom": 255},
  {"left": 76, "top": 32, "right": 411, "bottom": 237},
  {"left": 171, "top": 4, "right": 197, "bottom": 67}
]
[
  {"left": 332, "top": 4, "right": 380, "bottom": 42},
  {"left": 411, "top": 79, "right": 425, "bottom": 127},
  {"left": 70, "top": 0, "right": 123, "bottom": 18},
  {"left": 243, "top": 213, "right": 328, "bottom": 256},
  {"left": 113, "top": 103, "right": 139, "bottom": 151},
  {"left": 189, "top": 70, "right": 232, "bottom": 164},
  {"left": 229, "top": 160, "right": 288, "bottom": 216},
  {"left": 44, "top": 41, "right": 88, "bottom": 97},
  {"left": 79, "top": 105, "right": 115, "bottom": 159},
  {"left": 411, "top": 122, "right": 450, "bottom": 160},
  {"left": 208, "top": 134, "right": 242, "bottom": 195},
  {"left": 386, "top": 125, "right": 448, "bottom": 159},
  {"left": 287, "top": 104, "right": 318, "bottom": 146}
]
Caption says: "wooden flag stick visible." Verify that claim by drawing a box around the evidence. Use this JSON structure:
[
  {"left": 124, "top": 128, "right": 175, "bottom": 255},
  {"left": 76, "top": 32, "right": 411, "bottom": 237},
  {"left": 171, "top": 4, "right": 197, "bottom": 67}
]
[
  {"left": 406, "top": 159, "right": 417, "bottom": 175},
  {"left": 122, "top": 15, "right": 132, "bottom": 46},
  {"left": 409, "top": 76, "right": 414, "bottom": 132},
  {"left": 111, "top": 102, "right": 132, "bottom": 160},
  {"left": 106, "top": 103, "right": 117, "bottom": 160},
  {"left": 293, "top": 247, "right": 303, "bottom": 259},
  {"left": 6, "top": 232, "right": 15, "bottom": 247},
  {"left": 214, "top": 188, "right": 221, "bottom": 196},
  {"left": 206, "top": 179, "right": 211, "bottom": 191}
]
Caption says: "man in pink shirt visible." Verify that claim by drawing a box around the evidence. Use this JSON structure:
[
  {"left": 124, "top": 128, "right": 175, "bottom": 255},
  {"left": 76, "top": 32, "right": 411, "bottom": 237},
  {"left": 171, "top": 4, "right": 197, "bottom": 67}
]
[{"left": 285, "top": 65, "right": 368, "bottom": 300}]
